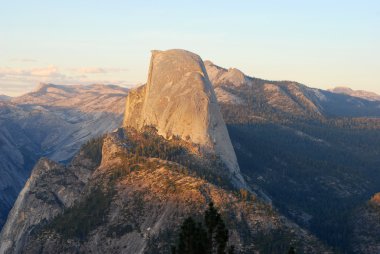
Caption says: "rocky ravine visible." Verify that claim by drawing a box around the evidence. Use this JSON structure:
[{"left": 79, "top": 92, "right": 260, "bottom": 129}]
[{"left": 0, "top": 84, "right": 128, "bottom": 229}]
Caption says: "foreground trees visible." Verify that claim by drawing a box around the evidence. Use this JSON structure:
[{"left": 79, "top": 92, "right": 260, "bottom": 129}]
[{"left": 172, "top": 202, "right": 233, "bottom": 254}]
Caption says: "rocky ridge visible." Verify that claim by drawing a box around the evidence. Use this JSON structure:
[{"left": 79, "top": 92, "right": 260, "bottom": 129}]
[
  {"left": 205, "top": 61, "right": 380, "bottom": 119},
  {"left": 329, "top": 87, "right": 380, "bottom": 101}
]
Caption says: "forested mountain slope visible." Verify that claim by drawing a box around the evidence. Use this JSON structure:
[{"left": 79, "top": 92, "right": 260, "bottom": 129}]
[{"left": 205, "top": 61, "right": 380, "bottom": 252}]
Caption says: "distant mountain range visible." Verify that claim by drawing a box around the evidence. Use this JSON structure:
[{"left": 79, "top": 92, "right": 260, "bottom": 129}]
[
  {"left": 205, "top": 60, "right": 380, "bottom": 119},
  {"left": 329, "top": 86, "right": 380, "bottom": 101},
  {"left": 0, "top": 95, "right": 11, "bottom": 101}
]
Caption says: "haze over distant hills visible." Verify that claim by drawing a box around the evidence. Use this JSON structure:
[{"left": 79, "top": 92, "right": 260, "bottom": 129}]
[
  {"left": 0, "top": 95, "right": 11, "bottom": 101},
  {"left": 329, "top": 86, "right": 380, "bottom": 101}
]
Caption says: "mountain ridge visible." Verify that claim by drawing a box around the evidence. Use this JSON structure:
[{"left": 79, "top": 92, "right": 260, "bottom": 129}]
[
  {"left": 0, "top": 84, "right": 128, "bottom": 230},
  {"left": 205, "top": 61, "right": 380, "bottom": 120},
  {"left": 329, "top": 86, "right": 380, "bottom": 101}
]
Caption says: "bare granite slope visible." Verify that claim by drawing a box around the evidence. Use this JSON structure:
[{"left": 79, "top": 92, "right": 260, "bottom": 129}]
[{"left": 123, "top": 49, "right": 245, "bottom": 188}]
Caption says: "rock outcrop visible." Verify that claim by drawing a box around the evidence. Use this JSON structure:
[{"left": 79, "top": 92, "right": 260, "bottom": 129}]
[{"left": 123, "top": 49, "right": 245, "bottom": 188}]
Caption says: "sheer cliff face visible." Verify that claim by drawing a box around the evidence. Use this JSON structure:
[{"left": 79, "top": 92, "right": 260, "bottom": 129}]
[{"left": 123, "top": 49, "right": 245, "bottom": 187}]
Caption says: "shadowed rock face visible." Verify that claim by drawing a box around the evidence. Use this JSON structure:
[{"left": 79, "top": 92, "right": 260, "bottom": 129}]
[{"left": 123, "top": 49, "right": 245, "bottom": 188}]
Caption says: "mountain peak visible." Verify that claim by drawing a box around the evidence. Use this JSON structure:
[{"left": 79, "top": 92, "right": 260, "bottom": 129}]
[
  {"left": 205, "top": 60, "right": 250, "bottom": 87},
  {"left": 123, "top": 49, "right": 246, "bottom": 188},
  {"left": 32, "top": 82, "right": 55, "bottom": 92},
  {"left": 203, "top": 60, "right": 214, "bottom": 66}
]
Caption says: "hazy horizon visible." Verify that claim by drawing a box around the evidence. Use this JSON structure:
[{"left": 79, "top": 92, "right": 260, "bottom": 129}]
[{"left": 1, "top": 1, "right": 379, "bottom": 96}]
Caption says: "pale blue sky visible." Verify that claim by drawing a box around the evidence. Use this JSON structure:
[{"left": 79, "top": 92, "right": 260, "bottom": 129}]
[{"left": 0, "top": 0, "right": 379, "bottom": 96}]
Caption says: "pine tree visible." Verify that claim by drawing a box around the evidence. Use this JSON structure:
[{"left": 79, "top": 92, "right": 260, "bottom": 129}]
[
  {"left": 174, "top": 202, "right": 232, "bottom": 254},
  {"left": 176, "top": 217, "right": 207, "bottom": 254},
  {"left": 215, "top": 219, "right": 228, "bottom": 254},
  {"left": 288, "top": 246, "right": 296, "bottom": 254},
  {"left": 205, "top": 202, "right": 220, "bottom": 252},
  {"left": 205, "top": 202, "right": 229, "bottom": 253}
]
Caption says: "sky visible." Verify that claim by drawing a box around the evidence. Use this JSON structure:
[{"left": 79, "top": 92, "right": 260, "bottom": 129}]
[{"left": 0, "top": 0, "right": 379, "bottom": 96}]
